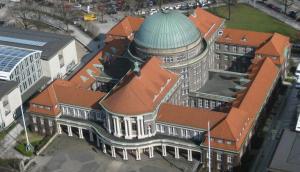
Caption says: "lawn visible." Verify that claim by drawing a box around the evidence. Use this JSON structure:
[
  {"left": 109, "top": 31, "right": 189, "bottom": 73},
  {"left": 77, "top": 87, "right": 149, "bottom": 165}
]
[
  {"left": 207, "top": 4, "right": 299, "bottom": 42},
  {"left": 0, "top": 122, "right": 17, "bottom": 141}
]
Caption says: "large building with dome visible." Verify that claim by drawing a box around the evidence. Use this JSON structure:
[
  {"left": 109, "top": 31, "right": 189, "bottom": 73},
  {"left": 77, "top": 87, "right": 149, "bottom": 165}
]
[{"left": 28, "top": 7, "right": 290, "bottom": 172}]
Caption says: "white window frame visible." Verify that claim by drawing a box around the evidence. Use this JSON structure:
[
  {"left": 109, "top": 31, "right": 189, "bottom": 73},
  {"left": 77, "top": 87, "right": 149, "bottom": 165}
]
[{"left": 217, "top": 153, "right": 222, "bottom": 161}]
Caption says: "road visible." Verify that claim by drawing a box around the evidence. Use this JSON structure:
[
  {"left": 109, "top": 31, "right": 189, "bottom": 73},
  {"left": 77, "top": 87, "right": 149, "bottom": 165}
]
[{"left": 250, "top": 84, "right": 299, "bottom": 172}]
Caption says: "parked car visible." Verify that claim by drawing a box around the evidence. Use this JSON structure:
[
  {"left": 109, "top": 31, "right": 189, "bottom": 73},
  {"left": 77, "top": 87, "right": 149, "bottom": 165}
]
[
  {"left": 287, "top": 11, "right": 297, "bottom": 19},
  {"left": 296, "top": 76, "right": 300, "bottom": 88},
  {"left": 295, "top": 63, "right": 300, "bottom": 77}
]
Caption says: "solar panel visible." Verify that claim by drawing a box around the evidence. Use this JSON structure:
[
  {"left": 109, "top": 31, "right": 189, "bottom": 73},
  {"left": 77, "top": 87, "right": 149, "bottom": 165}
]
[
  {"left": 0, "top": 46, "right": 36, "bottom": 74},
  {"left": 0, "top": 36, "right": 47, "bottom": 47}
]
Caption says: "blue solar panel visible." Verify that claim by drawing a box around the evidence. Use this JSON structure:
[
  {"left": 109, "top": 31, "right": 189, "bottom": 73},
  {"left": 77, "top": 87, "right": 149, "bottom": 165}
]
[
  {"left": 0, "top": 36, "right": 47, "bottom": 47},
  {"left": 0, "top": 46, "right": 35, "bottom": 73}
]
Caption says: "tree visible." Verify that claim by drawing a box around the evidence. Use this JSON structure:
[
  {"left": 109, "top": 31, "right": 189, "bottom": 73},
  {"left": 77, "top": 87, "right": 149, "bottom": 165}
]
[
  {"left": 55, "top": 1, "right": 72, "bottom": 32},
  {"left": 10, "top": 1, "right": 33, "bottom": 29},
  {"left": 283, "top": 0, "right": 294, "bottom": 14}
]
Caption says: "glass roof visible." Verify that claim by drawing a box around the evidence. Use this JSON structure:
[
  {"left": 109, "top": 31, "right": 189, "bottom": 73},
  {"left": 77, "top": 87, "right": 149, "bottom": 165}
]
[
  {"left": 0, "top": 36, "right": 47, "bottom": 47},
  {"left": 0, "top": 46, "right": 35, "bottom": 73}
]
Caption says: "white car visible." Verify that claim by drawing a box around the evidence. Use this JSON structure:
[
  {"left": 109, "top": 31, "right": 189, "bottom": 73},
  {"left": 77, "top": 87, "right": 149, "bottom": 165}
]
[
  {"left": 296, "top": 76, "right": 300, "bottom": 88},
  {"left": 295, "top": 63, "right": 300, "bottom": 77},
  {"left": 175, "top": 4, "right": 181, "bottom": 9}
]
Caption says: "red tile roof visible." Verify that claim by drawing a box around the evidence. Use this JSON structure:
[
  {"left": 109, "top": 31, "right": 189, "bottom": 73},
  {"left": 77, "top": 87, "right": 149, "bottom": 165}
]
[
  {"left": 189, "top": 7, "right": 224, "bottom": 39},
  {"left": 29, "top": 80, "right": 106, "bottom": 117},
  {"left": 255, "top": 33, "right": 290, "bottom": 65},
  {"left": 106, "top": 16, "right": 144, "bottom": 41},
  {"left": 101, "top": 57, "right": 179, "bottom": 115},
  {"left": 217, "top": 28, "right": 272, "bottom": 47},
  {"left": 157, "top": 103, "right": 226, "bottom": 129},
  {"left": 203, "top": 58, "right": 279, "bottom": 152}
]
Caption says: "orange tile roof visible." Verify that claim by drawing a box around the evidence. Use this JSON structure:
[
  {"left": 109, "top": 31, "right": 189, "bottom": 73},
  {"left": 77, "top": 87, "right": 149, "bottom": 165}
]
[
  {"left": 189, "top": 7, "right": 224, "bottom": 39},
  {"left": 101, "top": 57, "right": 179, "bottom": 115},
  {"left": 255, "top": 33, "right": 290, "bottom": 65},
  {"left": 157, "top": 103, "right": 226, "bottom": 129},
  {"left": 217, "top": 28, "right": 272, "bottom": 47},
  {"left": 204, "top": 58, "right": 279, "bottom": 152},
  {"left": 106, "top": 16, "right": 144, "bottom": 40},
  {"left": 69, "top": 39, "right": 129, "bottom": 89},
  {"left": 29, "top": 80, "right": 106, "bottom": 117}
]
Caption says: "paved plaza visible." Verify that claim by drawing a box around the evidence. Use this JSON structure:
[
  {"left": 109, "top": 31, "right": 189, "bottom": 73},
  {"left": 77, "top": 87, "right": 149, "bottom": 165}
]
[{"left": 28, "top": 135, "right": 195, "bottom": 172}]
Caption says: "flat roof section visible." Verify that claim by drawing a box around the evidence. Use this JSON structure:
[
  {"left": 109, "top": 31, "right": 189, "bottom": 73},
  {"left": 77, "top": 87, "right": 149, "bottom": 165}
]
[
  {"left": 0, "top": 80, "right": 18, "bottom": 98},
  {"left": 269, "top": 129, "right": 300, "bottom": 172},
  {"left": 191, "top": 70, "right": 249, "bottom": 100},
  {"left": 0, "top": 27, "right": 73, "bottom": 61}
]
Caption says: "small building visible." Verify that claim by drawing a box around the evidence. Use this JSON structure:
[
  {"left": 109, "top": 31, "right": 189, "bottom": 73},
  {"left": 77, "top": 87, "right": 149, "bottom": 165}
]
[{"left": 0, "top": 80, "right": 22, "bottom": 129}]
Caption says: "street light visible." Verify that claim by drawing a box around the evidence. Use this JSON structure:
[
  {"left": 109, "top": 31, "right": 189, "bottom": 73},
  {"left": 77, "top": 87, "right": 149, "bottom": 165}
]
[{"left": 20, "top": 105, "right": 32, "bottom": 152}]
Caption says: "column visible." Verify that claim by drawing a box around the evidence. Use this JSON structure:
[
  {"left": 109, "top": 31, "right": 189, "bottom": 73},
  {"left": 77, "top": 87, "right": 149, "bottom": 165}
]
[
  {"left": 188, "top": 149, "right": 193, "bottom": 161},
  {"left": 78, "top": 127, "right": 84, "bottom": 139},
  {"left": 128, "top": 118, "right": 132, "bottom": 138},
  {"left": 111, "top": 146, "right": 116, "bottom": 158},
  {"left": 107, "top": 115, "right": 112, "bottom": 133},
  {"left": 136, "top": 148, "right": 141, "bottom": 160},
  {"left": 102, "top": 143, "right": 107, "bottom": 154},
  {"left": 67, "top": 125, "right": 73, "bottom": 137},
  {"left": 149, "top": 146, "right": 154, "bottom": 158},
  {"left": 137, "top": 117, "right": 141, "bottom": 138},
  {"left": 140, "top": 118, "right": 144, "bottom": 137},
  {"left": 175, "top": 147, "right": 179, "bottom": 159},
  {"left": 113, "top": 117, "right": 118, "bottom": 136},
  {"left": 162, "top": 145, "right": 167, "bottom": 157},
  {"left": 89, "top": 130, "right": 94, "bottom": 142},
  {"left": 123, "top": 149, "right": 128, "bottom": 160},
  {"left": 57, "top": 123, "right": 62, "bottom": 134},
  {"left": 116, "top": 117, "right": 121, "bottom": 137},
  {"left": 124, "top": 118, "right": 129, "bottom": 139},
  {"left": 96, "top": 136, "right": 100, "bottom": 147}
]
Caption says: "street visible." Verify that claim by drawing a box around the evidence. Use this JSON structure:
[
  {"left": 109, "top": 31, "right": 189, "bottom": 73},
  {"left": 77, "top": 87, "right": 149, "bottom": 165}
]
[{"left": 251, "top": 84, "right": 299, "bottom": 172}]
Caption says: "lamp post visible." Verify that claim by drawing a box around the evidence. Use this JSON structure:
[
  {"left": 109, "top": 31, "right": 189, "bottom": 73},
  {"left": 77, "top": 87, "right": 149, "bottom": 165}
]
[{"left": 20, "top": 105, "right": 32, "bottom": 152}]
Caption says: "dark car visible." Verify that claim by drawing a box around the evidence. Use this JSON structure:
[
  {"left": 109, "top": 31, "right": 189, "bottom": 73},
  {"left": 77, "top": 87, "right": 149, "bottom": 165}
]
[{"left": 288, "top": 11, "right": 297, "bottom": 19}]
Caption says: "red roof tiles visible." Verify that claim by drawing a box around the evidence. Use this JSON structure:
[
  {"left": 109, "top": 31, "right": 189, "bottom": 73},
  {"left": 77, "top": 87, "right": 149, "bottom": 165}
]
[
  {"left": 189, "top": 7, "right": 224, "bottom": 39},
  {"left": 29, "top": 80, "right": 106, "bottom": 117},
  {"left": 101, "top": 57, "right": 179, "bottom": 115},
  {"left": 157, "top": 103, "right": 226, "bottom": 129}
]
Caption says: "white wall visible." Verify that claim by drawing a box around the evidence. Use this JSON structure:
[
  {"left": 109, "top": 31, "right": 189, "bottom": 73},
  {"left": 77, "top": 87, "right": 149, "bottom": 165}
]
[
  {"left": 0, "top": 87, "right": 22, "bottom": 128},
  {"left": 41, "top": 40, "right": 78, "bottom": 80}
]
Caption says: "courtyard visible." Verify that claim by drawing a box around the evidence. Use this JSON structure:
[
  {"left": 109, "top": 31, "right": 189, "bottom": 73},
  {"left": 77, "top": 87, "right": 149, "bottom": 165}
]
[
  {"left": 27, "top": 135, "right": 196, "bottom": 172},
  {"left": 208, "top": 4, "right": 299, "bottom": 41}
]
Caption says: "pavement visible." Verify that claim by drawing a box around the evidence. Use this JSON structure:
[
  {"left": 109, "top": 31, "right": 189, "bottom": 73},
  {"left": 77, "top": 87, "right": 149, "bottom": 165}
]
[
  {"left": 0, "top": 122, "right": 26, "bottom": 159},
  {"left": 27, "top": 135, "right": 195, "bottom": 172},
  {"left": 250, "top": 84, "right": 299, "bottom": 172}
]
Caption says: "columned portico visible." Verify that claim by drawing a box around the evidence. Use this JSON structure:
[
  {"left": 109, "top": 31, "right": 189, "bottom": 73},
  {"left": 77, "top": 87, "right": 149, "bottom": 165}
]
[
  {"left": 111, "top": 146, "right": 116, "bottom": 158},
  {"left": 96, "top": 136, "right": 100, "bottom": 147},
  {"left": 57, "top": 123, "right": 62, "bottom": 134},
  {"left": 175, "top": 147, "right": 180, "bottom": 159},
  {"left": 78, "top": 127, "right": 84, "bottom": 139},
  {"left": 123, "top": 149, "right": 128, "bottom": 160},
  {"left": 187, "top": 149, "right": 192, "bottom": 161},
  {"left": 67, "top": 125, "right": 73, "bottom": 136},
  {"left": 124, "top": 117, "right": 133, "bottom": 139},
  {"left": 113, "top": 116, "right": 122, "bottom": 137},
  {"left": 137, "top": 116, "right": 145, "bottom": 139}
]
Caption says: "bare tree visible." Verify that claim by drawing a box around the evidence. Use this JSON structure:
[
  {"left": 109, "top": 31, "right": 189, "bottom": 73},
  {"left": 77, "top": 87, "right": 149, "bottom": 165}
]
[
  {"left": 283, "top": 0, "right": 294, "bottom": 14},
  {"left": 10, "top": 1, "right": 34, "bottom": 29},
  {"left": 55, "top": 1, "right": 72, "bottom": 32}
]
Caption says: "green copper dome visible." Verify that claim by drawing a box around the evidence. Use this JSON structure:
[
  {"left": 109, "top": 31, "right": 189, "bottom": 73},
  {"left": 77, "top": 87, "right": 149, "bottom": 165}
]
[{"left": 134, "top": 11, "right": 201, "bottom": 50}]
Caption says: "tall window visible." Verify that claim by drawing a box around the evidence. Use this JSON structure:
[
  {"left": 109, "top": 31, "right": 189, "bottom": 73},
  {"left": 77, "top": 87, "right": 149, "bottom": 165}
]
[
  {"left": 227, "top": 155, "right": 232, "bottom": 163},
  {"left": 217, "top": 153, "right": 222, "bottom": 161}
]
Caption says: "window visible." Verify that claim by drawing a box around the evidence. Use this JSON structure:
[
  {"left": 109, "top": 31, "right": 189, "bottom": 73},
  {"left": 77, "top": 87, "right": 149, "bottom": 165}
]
[
  {"left": 204, "top": 100, "right": 209, "bottom": 108},
  {"left": 32, "top": 116, "right": 36, "bottom": 123},
  {"left": 224, "top": 45, "right": 229, "bottom": 51},
  {"left": 227, "top": 165, "right": 233, "bottom": 171},
  {"left": 232, "top": 46, "right": 237, "bottom": 52},
  {"left": 217, "top": 139, "right": 223, "bottom": 143},
  {"left": 198, "top": 99, "right": 203, "bottom": 108},
  {"left": 215, "top": 43, "right": 220, "bottom": 50},
  {"left": 232, "top": 56, "right": 237, "bottom": 60},
  {"left": 40, "top": 118, "right": 44, "bottom": 125},
  {"left": 226, "top": 141, "right": 232, "bottom": 145},
  {"left": 227, "top": 155, "right": 232, "bottom": 163},
  {"left": 156, "top": 124, "right": 160, "bottom": 132},
  {"left": 161, "top": 125, "right": 165, "bottom": 133},
  {"left": 215, "top": 54, "right": 220, "bottom": 60},
  {"left": 173, "top": 127, "right": 177, "bottom": 136},
  {"left": 49, "top": 120, "right": 53, "bottom": 126},
  {"left": 182, "top": 129, "right": 186, "bottom": 137},
  {"left": 217, "top": 153, "right": 222, "bottom": 161},
  {"left": 224, "top": 55, "right": 228, "bottom": 61},
  {"left": 211, "top": 101, "right": 216, "bottom": 108}
]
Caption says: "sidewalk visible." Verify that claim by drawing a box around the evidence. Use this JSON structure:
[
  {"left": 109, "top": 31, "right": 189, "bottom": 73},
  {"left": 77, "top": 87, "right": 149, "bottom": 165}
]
[{"left": 0, "top": 123, "right": 26, "bottom": 159}]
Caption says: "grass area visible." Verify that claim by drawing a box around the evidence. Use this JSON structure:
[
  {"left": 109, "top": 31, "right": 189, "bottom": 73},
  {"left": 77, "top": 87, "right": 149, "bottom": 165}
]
[
  {"left": 0, "top": 158, "right": 21, "bottom": 171},
  {"left": 208, "top": 4, "right": 300, "bottom": 42},
  {"left": 14, "top": 130, "right": 48, "bottom": 157},
  {"left": 0, "top": 122, "right": 17, "bottom": 141}
]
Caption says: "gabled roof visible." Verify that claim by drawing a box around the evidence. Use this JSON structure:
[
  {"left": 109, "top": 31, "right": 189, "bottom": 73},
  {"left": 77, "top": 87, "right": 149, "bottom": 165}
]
[
  {"left": 157, "top": 103, "right": 226, "bottom": 129},
  {"left": 255, "top": 33, "right": 290, "bottom": 64},
  {"left": 216, "top": 28, "right": 272, "bottom": 47},
  {"left": 189, "top": 7, "right": 224, "bottom": 39},
  {"left": 106, "top": 16, "right": 144, "bottom": 39},
  {"left": 101, "top": 57, "right": 179, "bottom": 115},
  {"left": 29, "top": 80, "right": 106, "bottom": 117}
]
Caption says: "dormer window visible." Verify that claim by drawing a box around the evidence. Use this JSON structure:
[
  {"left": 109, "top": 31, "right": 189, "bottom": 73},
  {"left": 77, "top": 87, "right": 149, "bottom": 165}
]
[
  {"left": 241, "top": 36, "right": 247, "bottom": 42},
  {"left": 272, "top": 57, "right": 277, "bottom": 60}
]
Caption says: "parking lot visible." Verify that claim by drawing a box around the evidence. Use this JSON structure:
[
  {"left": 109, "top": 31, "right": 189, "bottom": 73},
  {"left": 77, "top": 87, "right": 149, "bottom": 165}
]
[{"left": 27, "top": 135, "right": 195, "bottom": 172}]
